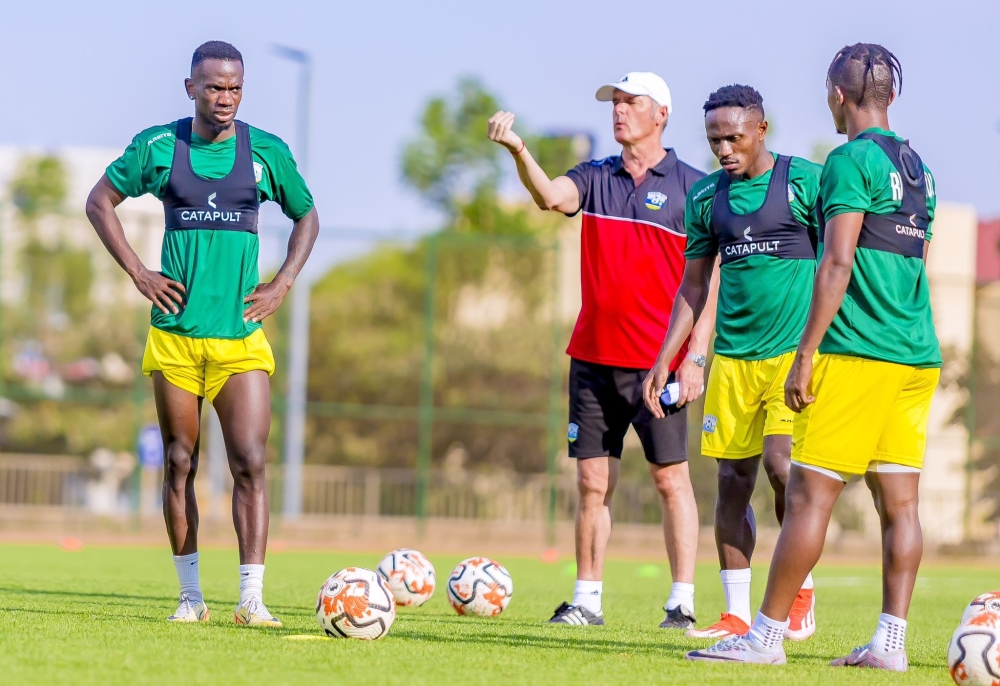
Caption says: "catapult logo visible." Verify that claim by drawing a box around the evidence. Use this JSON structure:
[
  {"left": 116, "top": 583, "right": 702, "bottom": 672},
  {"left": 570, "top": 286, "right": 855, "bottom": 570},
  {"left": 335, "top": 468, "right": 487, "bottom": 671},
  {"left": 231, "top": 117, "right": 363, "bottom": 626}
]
[
  {"left": 724, "top": 225, "right": 780, "bottom": 257},
  {"left": 179, "top": 192, "right": 243, "bottom": 223},
  {"left": 895, "top": 213, "right": 925, "bottom": 239}
]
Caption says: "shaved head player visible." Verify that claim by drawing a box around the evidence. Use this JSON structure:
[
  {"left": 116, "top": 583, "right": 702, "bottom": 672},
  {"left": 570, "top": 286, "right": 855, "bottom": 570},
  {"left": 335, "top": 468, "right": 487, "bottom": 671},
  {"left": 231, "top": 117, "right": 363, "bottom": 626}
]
[{"left": 86, "top": 41, "right": 319, "bottom": 626}]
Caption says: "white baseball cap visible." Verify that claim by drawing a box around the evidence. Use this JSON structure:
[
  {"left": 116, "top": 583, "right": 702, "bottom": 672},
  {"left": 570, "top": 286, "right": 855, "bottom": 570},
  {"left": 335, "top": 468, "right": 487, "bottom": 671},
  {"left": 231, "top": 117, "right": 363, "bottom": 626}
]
[{"left": 595, "top": 72, "right": 672, "bottom": 114}]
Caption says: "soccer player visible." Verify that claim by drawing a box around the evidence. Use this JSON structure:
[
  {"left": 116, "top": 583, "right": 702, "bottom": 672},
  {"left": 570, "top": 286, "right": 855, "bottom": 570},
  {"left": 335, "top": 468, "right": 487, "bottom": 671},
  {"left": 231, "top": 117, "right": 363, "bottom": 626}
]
[
  {"left": 85, "top": 42, "right": 319, "bottom": 626},
  {"left": 643, "top": 84, "right": 821, "bottom": 641},
  {"left": 488, "top": 72, "right": 712, "bottom": 628},
  {"left": 687, "top": 43, "right": 938, "bottom": 670}
]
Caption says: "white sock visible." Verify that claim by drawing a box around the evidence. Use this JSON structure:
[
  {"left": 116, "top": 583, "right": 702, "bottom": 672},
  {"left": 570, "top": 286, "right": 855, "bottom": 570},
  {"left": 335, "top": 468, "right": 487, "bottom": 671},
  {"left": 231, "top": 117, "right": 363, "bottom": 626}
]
[
  {"left": 721, "top": 568, "right": 752, "bottom": 625},
  {"left": 802, "top": 572, "right": 814, "bottom": 590},
  {"left": 871, "top": 613, "right": 907, "bottom": 654},
  {"left": 173, "top": 552, "right": 203, "bottom": 604},
  {"left": 573, "top": 579, "right": 603, "bottom": 614},
  {"left": 239, "top": 564, "right": 265, "bottom": 606},
  {"left": 665, "top": 581, "right": 695, "bottom": 615},
  {"left": 746, "top": 610, "right": 788, "bottom": 652}
]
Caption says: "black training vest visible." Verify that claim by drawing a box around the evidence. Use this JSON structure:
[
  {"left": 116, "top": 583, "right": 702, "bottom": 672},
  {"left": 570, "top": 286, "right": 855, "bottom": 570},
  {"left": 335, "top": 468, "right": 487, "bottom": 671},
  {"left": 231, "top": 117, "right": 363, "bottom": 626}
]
[
  {"left": 710, "top": 155, "right": 815, "bottom": 265},
  {"left": 162, "top": 117, "right": 260, "bottom": 234},
  {"left": 816, "top": 132, "right": 928, "bottom": 258}
]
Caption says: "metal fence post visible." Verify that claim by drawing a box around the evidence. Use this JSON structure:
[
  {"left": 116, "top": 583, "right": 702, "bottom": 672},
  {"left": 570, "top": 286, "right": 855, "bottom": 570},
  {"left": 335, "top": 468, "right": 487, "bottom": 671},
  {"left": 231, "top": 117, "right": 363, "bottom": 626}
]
[
  {"left": 415, "top": 235, "right": 439, "bottom": 528},
  {"left": 545, "top": 239, "right": 563, "bottom": 545}
]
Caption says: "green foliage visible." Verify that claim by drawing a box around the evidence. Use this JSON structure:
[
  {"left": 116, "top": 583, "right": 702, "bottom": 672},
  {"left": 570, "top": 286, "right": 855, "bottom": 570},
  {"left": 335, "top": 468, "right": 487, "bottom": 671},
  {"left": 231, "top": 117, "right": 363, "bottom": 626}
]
[
  {"left": 11, "top": 155, "right": 67, "bottom": 219},
  {"left": 0, "top": 544, "right": 979, "bottom": 684},
  {"left": 401, "top": 77, "right": 505, "bottom": 214}
]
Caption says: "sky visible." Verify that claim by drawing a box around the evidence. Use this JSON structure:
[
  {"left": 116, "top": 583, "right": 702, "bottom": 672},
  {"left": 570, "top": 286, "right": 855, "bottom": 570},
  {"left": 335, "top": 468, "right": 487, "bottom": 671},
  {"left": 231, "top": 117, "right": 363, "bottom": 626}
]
[{"left": 2, "top": 0, "right": 998, "bottom": 243}]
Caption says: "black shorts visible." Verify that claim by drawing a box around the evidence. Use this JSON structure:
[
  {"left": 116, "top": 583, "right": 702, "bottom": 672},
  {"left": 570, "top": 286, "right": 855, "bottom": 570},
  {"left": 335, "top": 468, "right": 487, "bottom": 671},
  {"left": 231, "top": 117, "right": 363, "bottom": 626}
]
[{"left": 567, "top": 358, "right": 688, "bottom": 465}]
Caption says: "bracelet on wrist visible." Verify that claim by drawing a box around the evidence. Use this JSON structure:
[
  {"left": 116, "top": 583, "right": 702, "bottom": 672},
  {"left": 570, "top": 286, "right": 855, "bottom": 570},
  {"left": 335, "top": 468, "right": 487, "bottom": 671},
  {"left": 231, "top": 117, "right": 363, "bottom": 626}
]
[{"left": 513, "top": 140, "right": 526, "bottom": 155}]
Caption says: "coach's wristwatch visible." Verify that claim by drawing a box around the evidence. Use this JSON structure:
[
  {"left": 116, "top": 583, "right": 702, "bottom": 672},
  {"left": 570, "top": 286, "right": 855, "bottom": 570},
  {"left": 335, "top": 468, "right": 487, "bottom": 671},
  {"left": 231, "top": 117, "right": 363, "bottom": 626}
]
[{"left": 686, "top": 353, "right": 707, "bottom": 368}]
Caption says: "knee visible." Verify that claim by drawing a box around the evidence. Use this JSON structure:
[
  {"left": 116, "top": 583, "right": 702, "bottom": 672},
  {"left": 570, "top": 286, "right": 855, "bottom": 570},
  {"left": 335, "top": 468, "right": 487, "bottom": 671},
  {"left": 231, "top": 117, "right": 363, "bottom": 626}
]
[
  {"left": 164, "top": 441, "right": 197, "bottom": 480},
  {"left": 762, "top": 452, "right": 790, "bottom": 490},
  {"left": 230, "top": 448, "right": 266, "bottom": 484},
  {"left": 716, "top": 468, "right": 754, "bottom": 512},
  {"left": 577, "top": 467, "right": 612, "bottom": 503},
  {"left": 651, "top": 464, "right": 692, "bottom": 500}
]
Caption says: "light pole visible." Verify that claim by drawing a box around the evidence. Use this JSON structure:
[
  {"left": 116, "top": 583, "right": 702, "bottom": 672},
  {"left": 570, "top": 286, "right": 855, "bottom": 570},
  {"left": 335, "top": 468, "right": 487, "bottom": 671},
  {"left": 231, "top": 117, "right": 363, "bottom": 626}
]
[{"left": 272, "top": 45, "right": 312, "bottom": 520}]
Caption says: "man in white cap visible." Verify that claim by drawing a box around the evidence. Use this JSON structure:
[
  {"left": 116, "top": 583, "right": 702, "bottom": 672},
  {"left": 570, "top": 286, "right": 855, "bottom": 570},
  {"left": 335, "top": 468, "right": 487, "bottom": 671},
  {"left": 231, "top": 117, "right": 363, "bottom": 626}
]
[{"left": 488, "top": 72, "right": 714, "bottom": 628}]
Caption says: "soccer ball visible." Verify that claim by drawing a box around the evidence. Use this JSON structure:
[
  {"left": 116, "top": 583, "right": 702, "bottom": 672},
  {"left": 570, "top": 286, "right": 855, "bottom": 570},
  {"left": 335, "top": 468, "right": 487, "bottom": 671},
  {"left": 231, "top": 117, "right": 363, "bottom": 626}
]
[
  {"left": 446, "top": 557, "right": 513, "bottom": 617},
  {"left": 948, "top": 612, "right": 1000, "bottom": 685},
  {"left": 316, "top": 567, "right": 396, "bottom": 640},
  {"left": 962, "top": 591, "right": 1000, "bottom": 624},
  {"left": 377, "top": 548, "right": 436, "bottom": 607}
]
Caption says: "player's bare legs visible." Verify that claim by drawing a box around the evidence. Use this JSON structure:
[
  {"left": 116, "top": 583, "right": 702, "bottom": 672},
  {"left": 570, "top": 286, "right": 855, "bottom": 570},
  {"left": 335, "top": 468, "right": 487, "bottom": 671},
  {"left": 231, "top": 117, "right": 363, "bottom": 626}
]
[
  {"left": 762, "top": 435, "right": 791, "bottom": 524},
  {"left": 211, "top": 369, "right": 280, "bottom": 627},
  {"left": 154, "top": 372, "right": 209, "bottom": 622},
  {"left": 575, "top": 456, "right": 619, "bottom": 581},
  {"left": 866, "top": 472, "right": 922, "bottom": 618},
  {"left": 649, "top": 461, "right": 698, "bottom": 584},
  {"left": 155, "top": 373, "right": 204, "bottom": 557},
  {"left": 715, "top": 457, "right": 760, "bottom": 569},
  {"left": 759, "top": 466, "right": 842, "bottom": 620},
  {"left": 212, "top": 370, "right": 271, "bottom": 565}
]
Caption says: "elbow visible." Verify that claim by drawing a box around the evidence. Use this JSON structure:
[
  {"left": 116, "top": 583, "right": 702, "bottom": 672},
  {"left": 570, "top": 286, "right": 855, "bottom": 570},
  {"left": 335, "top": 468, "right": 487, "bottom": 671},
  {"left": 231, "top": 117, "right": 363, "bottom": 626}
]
[{"left": 84, "top": 192, "right": 101, "bottom": 223}]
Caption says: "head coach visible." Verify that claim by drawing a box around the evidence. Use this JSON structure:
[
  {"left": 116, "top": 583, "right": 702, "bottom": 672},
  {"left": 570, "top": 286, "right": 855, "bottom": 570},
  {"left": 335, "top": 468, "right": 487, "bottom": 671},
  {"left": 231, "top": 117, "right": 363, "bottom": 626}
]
[{"left": 488, "top": 72, "right": 716, "bottom": 628}]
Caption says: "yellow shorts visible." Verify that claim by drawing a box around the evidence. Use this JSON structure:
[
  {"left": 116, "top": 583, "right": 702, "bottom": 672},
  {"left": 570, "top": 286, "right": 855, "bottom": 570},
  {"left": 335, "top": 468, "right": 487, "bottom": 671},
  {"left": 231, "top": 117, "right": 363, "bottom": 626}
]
[
  {"left": 701, "top": 352, "right": 797, "bottom": 459},
  {"left": 141, "top": 328, "right": 275, "bottom": 402},
  {"left": 792, "top": 354, "right": 940, "bottom": 475}
]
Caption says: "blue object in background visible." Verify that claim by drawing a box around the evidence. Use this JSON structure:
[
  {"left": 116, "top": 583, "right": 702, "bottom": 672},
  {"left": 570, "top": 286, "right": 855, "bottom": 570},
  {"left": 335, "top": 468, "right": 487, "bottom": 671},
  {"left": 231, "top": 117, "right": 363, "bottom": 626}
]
[{"left": 137, "top": 423, "right": 163, "bottom": 469}]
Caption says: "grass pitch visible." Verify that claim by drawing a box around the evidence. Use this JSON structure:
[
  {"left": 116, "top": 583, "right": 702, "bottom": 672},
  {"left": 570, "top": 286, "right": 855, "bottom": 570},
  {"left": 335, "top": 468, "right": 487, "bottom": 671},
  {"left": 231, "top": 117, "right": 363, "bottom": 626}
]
[{"left": 1, "top": 543, "right": 994, "bottom": 684}]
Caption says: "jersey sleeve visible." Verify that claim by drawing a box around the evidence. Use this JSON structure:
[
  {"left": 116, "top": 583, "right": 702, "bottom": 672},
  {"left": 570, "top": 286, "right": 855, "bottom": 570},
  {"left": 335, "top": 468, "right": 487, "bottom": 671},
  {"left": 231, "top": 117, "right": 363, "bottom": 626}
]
[
  {"left": 562, "top": 161, "right": 593, "bottom": 218},
  {"left": 923, "top": 167, "right": 936, "bottom": 242},
  {"left": 250, "top": 129, "right": 315, "bottom": 221},
  {"left": 818, "top": 149, "right": 872, "bottom": 219},
  {"left": 684, "top": 177, "right": 719, "bottom": 259},
  {"left": 789, "top": 157, "right": 823, "bottom": 238},
  {"left": 106, "top": 134, "right": 156, "bottom": 197}
]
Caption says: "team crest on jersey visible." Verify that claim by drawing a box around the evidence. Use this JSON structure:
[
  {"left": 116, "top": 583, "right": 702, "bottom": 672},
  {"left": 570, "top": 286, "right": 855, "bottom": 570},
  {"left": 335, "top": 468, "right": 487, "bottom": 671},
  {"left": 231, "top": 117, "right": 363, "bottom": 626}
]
[
  {"left": 645, "top": 191, "right": 667, "bottom": 210},
  {"left": 702, "top": 415, "right": 718, "bottom": 434},
  {"left": 253, "top": 162, "right": 263, "bottom": 184},
  {"left": 787, "top": 184, "right": 795, "bottom": 204},
  {"left": 567, "top": 423, "right": 579, "bottom": 443}
]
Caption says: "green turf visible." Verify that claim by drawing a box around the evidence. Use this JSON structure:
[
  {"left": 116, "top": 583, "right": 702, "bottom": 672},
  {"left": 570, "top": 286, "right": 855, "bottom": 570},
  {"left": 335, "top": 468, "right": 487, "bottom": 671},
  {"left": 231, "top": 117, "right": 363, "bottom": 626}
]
[{"left": 1, "top": 543, "right": 994, "bottom": 684}]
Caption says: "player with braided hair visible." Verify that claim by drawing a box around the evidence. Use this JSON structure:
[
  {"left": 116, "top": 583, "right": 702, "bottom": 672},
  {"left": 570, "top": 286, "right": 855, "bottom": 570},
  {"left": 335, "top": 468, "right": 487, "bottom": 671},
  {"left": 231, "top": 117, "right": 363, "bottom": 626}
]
[{"left": 687, "top": 43, "right": 938, "bottom": 670}]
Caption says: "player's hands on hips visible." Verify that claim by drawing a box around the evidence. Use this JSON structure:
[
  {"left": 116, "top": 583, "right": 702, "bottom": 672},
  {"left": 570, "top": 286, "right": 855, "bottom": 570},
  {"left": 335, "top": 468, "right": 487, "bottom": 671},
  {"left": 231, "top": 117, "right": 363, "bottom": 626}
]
[
  {"left": 784, "top": 351, "right": 816, "bottom": 412},
  {"left": 133, "top": 267, "right": 185, "bottom": 315},
  {"left": 487, "top": 111, "right": 524, "bottom": 153},
  {"left": 642, "top": 359, "right": 672, "bottom": 419},
  {"left": 675, "top": 357, "right": 706, "bottom": 409},
  {"left": 243, "top": 276, "right": 292, "bottom": 324}
]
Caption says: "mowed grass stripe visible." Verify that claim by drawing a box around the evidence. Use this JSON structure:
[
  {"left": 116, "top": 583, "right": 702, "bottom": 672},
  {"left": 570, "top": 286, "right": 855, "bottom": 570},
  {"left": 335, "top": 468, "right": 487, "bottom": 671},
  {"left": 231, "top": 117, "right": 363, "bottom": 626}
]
[{"left": 0, "top": 544, "right": 994, "bottom": 685}]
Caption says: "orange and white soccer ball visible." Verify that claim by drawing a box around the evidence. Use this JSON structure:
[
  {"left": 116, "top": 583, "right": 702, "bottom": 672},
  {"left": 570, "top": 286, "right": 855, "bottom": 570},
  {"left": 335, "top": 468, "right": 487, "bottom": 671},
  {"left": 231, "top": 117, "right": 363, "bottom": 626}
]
[
  {"left": 316, "top": 567, "right": 396, "bottom": 640},
  {"left": 446, "top": 557, "right": 513, "bottom": 617},
  {"left": 962, "top": 592, "right": 1000, "bottom": 624},
  {"left": 948, "top": 611, "right": 1000, "bottom": 685},
  {"left": 377, "top": 549, "right": 436, "bottom": 607}
]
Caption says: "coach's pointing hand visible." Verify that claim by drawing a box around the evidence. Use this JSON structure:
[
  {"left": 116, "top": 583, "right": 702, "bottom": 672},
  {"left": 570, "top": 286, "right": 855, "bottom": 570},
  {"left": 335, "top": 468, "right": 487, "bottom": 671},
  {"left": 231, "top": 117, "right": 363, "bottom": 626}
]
[
  {"left": 784, "top": 351, "right": 816, "bottom": 413},
  {"left": 487, "top": 111, "right": 524, "bottom": 153}
]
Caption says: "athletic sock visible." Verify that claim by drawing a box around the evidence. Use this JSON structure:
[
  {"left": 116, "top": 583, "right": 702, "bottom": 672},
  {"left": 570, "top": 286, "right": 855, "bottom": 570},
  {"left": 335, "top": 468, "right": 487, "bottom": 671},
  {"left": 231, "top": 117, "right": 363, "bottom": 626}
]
[
  {"left": 801, "top": 572, "right": 815, "bottom": 590},
  {"left": 572, "top": 579, "right": 603, "bottom": 614},
  {"left": 239, "top": 564, "right": 265, "bottom": 606},
  {"left": 720, "top": 568, "right": 752, "bottom": 625},
  {"left": 665, "top": 581, "right": 695, "bottom": 615},
  {"left": 746, "top": 610, "right": 788, "bottom": 652},
  {"left": 871, "top": 613, "right": 907, "bottom": 654},
  {"left": 173, "top": 552, "right": 203, "bottom": 604}
]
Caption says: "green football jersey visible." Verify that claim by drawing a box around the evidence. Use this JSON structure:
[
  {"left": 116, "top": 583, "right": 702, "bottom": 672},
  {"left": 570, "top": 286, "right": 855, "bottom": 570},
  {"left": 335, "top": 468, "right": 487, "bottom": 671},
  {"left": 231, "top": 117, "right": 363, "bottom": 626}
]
[
  {"left": 685, "top": 154, "right": 822, "bottom": 360},
  {"left": 817, "top": 127, "right": 940, "bottom": 368},
  {"left": 106, "top": 121, "right": 313, "bottom": 339}
]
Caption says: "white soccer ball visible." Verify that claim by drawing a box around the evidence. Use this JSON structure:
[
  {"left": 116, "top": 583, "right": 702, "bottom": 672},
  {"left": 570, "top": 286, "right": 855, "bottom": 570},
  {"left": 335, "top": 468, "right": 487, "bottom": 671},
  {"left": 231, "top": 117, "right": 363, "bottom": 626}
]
[
  {"left": 377, "top": 548, "right": 436, "bottom": 607},
  {"left": 316, "top": 567, "right": 396, "bottom": 640},
  {"left": 962, "top": 591, "right": 1000, "bottom": 624},
  {"left": 446, "top": 557, "right": 513, "bottom": 617},
  {"left": 948, "top": 612, "right": 1000, "bottom": 685}
]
